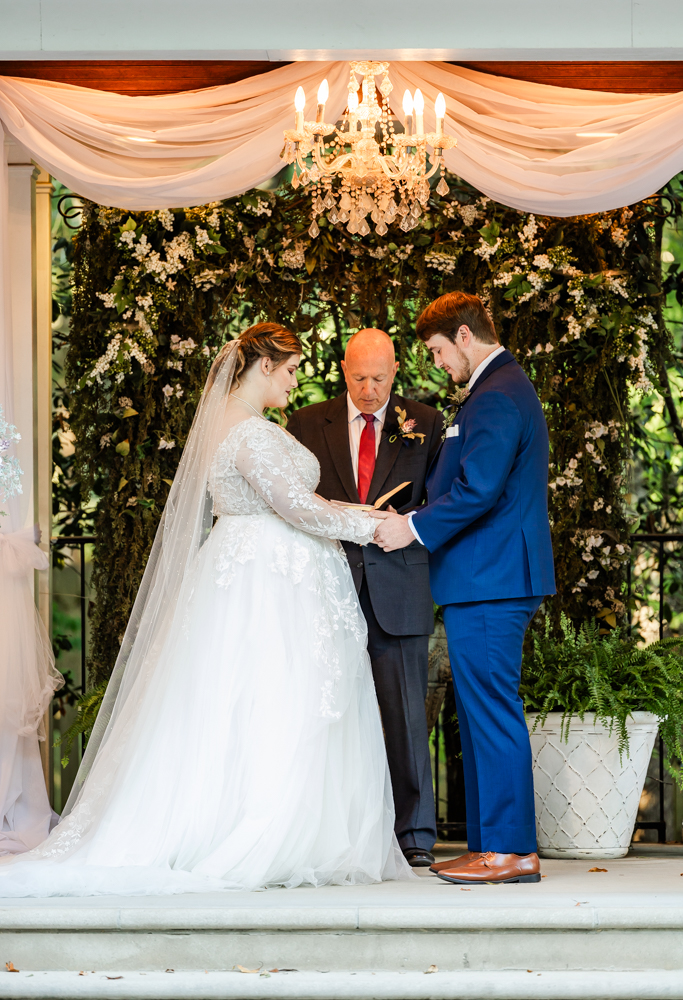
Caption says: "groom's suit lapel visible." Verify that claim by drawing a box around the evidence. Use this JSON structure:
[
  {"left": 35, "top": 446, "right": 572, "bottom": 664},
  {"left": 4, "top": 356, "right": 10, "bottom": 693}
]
[
  {"left": 367, "top": 394, "right": 404, "bottom": 505},
  {"left": 323, "top": 393, "right": 360, "bottom": 503},
  {"left": 427, "top": 349, "right": 516, "bottom": 477}
]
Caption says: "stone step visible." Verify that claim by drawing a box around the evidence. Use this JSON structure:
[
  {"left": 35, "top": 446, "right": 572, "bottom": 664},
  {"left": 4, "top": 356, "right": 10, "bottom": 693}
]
[
  {"left": 1, "top": 969, "right": 683, "bottom": 1000},
  {"left": 0, "top": 856, "right": 681, "bottom": 991}
]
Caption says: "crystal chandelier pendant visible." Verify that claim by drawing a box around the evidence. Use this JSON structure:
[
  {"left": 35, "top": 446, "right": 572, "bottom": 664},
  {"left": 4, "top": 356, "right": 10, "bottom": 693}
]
[{"left": 281, "top": 62, "right": 457, "bottom": 237}]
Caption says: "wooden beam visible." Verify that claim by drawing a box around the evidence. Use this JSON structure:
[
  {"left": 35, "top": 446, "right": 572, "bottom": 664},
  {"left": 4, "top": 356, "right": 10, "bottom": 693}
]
[
  {"left": 455, "top": 61, "right": 683, "bottom": 95},
  {"left": 1, "top": 59, "right": 683, "bottom": 97},
  {"left": 0, "top": 60, "right": 289, "bottom": 96}
]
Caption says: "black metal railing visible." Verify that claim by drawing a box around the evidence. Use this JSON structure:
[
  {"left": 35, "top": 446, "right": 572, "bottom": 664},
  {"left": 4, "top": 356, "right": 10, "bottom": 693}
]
[
  {"left": 629, "top": 533, "right": 683, "bottom": 844},
  {"left": 51, "top": 535, "right": 95, "bottom": 689}
]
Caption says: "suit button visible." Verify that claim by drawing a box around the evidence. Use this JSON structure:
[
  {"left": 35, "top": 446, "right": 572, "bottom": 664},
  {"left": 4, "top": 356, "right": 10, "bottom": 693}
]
[{"left": 356, "top": 562, "right": 363, "bottom": 568}]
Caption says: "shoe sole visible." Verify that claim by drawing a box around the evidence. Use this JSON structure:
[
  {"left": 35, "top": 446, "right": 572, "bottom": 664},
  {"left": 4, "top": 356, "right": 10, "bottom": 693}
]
[
  {"left": 436, "top": 871, "right": 541, "bottom": 885},
  {"left": 407, "top": 859, "right": 435, "bottom": 867}
]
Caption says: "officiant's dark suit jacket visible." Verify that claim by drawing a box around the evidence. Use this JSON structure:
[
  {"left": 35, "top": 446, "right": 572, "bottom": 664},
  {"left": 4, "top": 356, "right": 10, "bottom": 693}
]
[
  {"left": 287, "top": 390, "right": 443, "bottom": 634},
  {"left": 287, "top": 390, "right": 442, "bottom": 853}
]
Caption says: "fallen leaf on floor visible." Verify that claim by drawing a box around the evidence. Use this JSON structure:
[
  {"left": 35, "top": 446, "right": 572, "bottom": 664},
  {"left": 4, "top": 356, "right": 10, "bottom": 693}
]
[
  {"left": 269, "top": 969, "right": 279, "bottom": 973},
  {"left": 237, "top": 966, "right": 260, "bottom": 974},
  {"left": 527, "top": 970, "right": 533, "bottom": 973},
  {"left": 588, "top": 867, "right": 608, "bottom": 872},
  {"left": 278, "top": 969, "right": 298, "bottom": 972},
  {"left": 260, "top": 973, "right": 271, "bottom": 978},
  {"left": 541, "top": 875, "right": 547, "bottom": 878},
  {"left": 5, "top": 963, "right": 19, "bottom": 973},
  {"left": 459, "top": 887, "right": 471, "bottom": 891},
  {"left": 165, "top": 969, "right": 174, "bottom": 974},
  {"left": 424, "top": 965, "right": 438, "bottom": 974},
  {"left": 78, "top": 972, "right": 86, "bottom": 976},
  {"left": 105, "top": 976, "right": 123, "bottom": 980}
]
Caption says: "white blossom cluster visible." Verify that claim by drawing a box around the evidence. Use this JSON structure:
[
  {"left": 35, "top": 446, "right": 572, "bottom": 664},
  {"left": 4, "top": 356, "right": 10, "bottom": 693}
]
[
  {"left": 549, "top": 455, "right": 583, "bottom": 491},
  {"left": 281, "top": 243, "right": 306, "bottom": 269},
  {"left": 474, "top": 237, "right": 501, "bottom": 261},
  {"left": 85, "top": 330, "right": 155, "bottom": 386},
  {"left": 424, "top": 247, "right": 462, "bottom": 274},
  {"left": 158, "top": 438, "right": 176, "bottom": 450},
  {"left": 0, "top": 405, "right": 23, "bottom": 506},
  {"left": 244, "top": 197, "right": 273, "bottom": 217},
  {"left": 157, "top": 209, "right": 174, "bottom": 232},
  {"left": 170, "top": 336, "right": 197, "bottom": 356}
]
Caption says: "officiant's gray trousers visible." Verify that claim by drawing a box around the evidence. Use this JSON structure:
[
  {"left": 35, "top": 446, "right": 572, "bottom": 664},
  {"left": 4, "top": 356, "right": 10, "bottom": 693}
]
[{"left": 359, "top": 580, "right": 437, "bottom": 852}]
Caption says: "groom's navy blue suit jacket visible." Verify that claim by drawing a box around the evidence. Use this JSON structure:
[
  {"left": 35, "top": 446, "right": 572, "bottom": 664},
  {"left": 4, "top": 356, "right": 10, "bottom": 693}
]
[{"left": 411, "top": 349, "right": 555, "bottom": 606}]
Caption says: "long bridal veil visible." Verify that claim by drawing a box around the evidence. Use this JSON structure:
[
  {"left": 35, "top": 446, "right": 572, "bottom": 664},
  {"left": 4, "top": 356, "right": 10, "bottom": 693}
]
[{"left": 63, "top": 340, "right": 240, "bottom": 815}]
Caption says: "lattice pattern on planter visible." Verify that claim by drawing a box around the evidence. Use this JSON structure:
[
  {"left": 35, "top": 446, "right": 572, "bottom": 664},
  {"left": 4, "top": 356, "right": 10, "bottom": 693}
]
[{"left": 527, "top": 713, "right": 658, "bottom": 858}]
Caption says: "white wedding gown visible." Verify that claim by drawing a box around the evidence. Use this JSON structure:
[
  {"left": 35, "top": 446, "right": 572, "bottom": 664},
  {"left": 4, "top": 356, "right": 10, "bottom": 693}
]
[{"left": 0, "top": 417, "right": 411, "bottom": 896}]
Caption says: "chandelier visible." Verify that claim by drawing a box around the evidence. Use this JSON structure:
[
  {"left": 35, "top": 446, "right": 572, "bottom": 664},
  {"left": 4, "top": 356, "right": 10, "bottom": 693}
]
[{"left": 281, "top": 61, "right": 456, "bottom": 238}]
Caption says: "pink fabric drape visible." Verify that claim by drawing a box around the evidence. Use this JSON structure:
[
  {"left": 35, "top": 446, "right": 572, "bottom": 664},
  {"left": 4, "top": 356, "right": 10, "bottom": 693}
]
[{"left": 1, "top": 61, "right": 682, "bottom": 214}]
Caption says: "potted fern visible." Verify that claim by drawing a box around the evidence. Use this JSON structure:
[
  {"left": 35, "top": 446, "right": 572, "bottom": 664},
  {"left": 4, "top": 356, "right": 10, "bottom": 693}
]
[{"left": 521, "top": 615, "right": 683, "bottom": 860}]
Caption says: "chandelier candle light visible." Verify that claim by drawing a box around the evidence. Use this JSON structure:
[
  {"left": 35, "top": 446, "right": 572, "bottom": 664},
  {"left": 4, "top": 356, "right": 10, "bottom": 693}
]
[{"left": 282, "top": 62, "right": 456, "bottom": 237}]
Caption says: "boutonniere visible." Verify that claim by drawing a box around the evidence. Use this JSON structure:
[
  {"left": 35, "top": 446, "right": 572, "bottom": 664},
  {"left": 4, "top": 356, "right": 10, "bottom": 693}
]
[
  {"left": 389, "top": 407, "right": 425, "bottom": 445},
  {"left": 441, "top": 387, "right": 470, "bottom": 440}
]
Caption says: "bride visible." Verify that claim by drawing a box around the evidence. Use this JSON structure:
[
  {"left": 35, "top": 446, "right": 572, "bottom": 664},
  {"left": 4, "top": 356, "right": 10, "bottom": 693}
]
[{"left": 0, "top": 323, "right": 411, "bottom": 896}]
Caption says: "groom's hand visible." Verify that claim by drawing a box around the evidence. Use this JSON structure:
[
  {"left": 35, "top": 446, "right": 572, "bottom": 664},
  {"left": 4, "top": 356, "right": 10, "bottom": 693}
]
[{"left": 369, "top": 508, "right": 416, "bottom": 552}]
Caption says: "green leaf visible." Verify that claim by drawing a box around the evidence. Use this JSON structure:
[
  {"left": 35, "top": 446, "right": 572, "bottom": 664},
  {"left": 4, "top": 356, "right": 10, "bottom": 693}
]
[
  {"left": 121, "top": 217, "right": 137, "bottom": 232},
  {"left": 115, "top": 440, "right": 130, "bottom": 457},
  {"left": 120, "top": 408, "right": 138, "bottom": 418}
]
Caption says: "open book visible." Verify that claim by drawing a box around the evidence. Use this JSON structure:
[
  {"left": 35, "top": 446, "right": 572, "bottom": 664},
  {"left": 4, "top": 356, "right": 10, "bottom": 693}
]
[{"left": 328, "top": 481, "right": 413, "bottom": 513}]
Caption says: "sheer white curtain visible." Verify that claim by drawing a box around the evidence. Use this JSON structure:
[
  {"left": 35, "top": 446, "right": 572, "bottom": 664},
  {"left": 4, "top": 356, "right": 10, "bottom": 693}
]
[{"left": 1, "top": 59, "right": 682, "bottom": 844}]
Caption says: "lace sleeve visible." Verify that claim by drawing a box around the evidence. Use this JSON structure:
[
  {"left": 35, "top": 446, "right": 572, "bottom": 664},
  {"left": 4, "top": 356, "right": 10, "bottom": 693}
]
[{"left": 234, "top": 420, "right": 376, "bottom": 545}]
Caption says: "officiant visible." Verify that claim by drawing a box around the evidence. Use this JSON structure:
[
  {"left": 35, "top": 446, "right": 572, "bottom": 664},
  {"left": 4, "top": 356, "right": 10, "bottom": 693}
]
[{"left": 287, "top": 329, "right": 443, "bottom": 867}]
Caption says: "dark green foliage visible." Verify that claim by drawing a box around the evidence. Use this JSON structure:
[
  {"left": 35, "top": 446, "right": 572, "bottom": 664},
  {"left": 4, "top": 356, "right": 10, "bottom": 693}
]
[
  {"left": 62, "top": 177, "right": 668, "bottom": 688},
  {"left": 521, "top": 613, "right": 683, "bottom": 778}
]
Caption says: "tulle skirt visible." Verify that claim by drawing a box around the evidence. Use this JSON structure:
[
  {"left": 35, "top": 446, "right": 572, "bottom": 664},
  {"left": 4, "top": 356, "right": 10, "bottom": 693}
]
[{"left": 0, "top": 513, "right": 411, "bottom": 896}]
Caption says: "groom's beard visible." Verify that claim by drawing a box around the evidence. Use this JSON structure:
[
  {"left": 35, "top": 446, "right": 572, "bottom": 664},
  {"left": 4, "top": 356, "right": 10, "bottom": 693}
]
[{"left": 449, "top": 343, "right": 472, "bottom": 385}]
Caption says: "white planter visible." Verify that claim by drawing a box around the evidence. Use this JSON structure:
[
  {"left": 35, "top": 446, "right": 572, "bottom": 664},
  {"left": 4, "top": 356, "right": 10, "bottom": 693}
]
[{"left": 526, "top": 711, "right": 659, "bottom": 860}]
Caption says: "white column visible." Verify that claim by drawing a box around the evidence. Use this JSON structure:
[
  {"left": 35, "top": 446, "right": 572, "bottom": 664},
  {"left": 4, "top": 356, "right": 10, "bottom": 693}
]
[{"left": 6, "top": 141, "right": 54, "bottom": 794}]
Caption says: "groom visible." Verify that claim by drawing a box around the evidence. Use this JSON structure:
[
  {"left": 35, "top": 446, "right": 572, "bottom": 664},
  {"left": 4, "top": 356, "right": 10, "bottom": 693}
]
[
  {"left": 373, "top": 292, "right": 555, "bottom": 885},
  {"left": 287, "top": 329, "right": 442, "bottom": 867}
]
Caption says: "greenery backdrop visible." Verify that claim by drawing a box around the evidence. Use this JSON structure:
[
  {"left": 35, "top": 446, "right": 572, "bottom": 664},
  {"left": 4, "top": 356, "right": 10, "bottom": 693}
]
[{"left": 51, "top": 174, "right": 683, "bottom": 689}]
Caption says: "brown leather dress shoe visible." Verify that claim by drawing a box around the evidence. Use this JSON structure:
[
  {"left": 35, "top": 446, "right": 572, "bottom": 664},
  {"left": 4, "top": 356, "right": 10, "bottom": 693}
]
[
  {"left": 429, "top": 851, "right": 480, "bottom": 874},
  {"left": 436, "top": 851, "right": 541, "bottom": 884}
]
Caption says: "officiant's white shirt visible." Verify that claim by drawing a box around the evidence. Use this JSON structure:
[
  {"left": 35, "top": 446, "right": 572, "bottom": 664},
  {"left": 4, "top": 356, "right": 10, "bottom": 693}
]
[
  {"left": 347, "top": 395, "right": 390, "bottom": 488},
  {"left": 408, "top": 345, "right": 505, "bottom": 545}
]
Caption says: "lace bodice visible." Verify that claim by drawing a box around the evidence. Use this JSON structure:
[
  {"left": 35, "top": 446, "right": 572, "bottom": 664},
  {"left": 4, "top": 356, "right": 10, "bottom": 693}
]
[{"left": 208, "top": 417, "right": 376, "bottom": 546}]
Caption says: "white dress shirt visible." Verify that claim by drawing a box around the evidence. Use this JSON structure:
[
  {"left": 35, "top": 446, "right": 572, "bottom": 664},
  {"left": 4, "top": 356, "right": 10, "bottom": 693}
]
[
  {"left": 347, "top": 395, "right": 390, "bottom": 488},
  {"left": 407, "top": 345, "right": 506, "bottom": 545}
]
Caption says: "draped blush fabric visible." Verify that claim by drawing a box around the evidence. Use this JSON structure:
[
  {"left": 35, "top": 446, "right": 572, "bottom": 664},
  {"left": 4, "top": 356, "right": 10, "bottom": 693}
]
[{"left": 1, "top": 61, "right": 683, "bottom": 214}]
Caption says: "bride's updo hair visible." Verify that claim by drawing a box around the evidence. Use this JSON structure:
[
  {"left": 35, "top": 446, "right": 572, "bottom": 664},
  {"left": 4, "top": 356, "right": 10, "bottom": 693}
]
[{"left": 233, "top": 323, "right": 303, "bottom": 386}]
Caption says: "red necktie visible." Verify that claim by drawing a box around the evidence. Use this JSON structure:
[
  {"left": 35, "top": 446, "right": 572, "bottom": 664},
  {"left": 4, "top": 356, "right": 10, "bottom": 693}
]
[{"left": 357, "top": 413, "right": 376, "bottom": 504}]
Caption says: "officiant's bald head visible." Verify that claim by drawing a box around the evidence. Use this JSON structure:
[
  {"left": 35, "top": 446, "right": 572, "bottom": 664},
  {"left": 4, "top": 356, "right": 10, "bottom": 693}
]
[{"left": 342, "top": 329, "right": 399, "bottom": 414}]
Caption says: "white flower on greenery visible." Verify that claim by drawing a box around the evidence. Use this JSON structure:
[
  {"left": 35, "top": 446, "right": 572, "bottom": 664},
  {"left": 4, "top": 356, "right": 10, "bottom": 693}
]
[
  {"left": 97, "top": 292, "right": 116, "bottom": 308},
  {"left": 572, "top": 578, "right": 588, "bottom": 593},
  {"left": 201, "top": 346, "right": 210, "bottom": 356},
  {"left": 133, "top": 235, "right": 151, "bottom": 260},
  {"left": 126, "top": 497, "right": 138, "bottom": 507},
  {"left": 458, "top": 204, "right": 478, "bottom": 227},
  {"left": 207, "top": 209, "right": 221, "bottom": 228},
  {"left": 170, "top": 336, "right": 197, "bottom": 356},
  {"left": 158, "top": 438, "right": 176, "bottom": 450},
  {"left": 0, "top": 405, "right": 23, "bottom": 505},
  {"left": 474, "top": 237, "right": 501, "bottom": 261},
  {"left": 587, "top": 570, "right": 600, "bottom": 580},
  {"left": 606, "top": 274, "right": 629, "bottom": 299},
  {"left": 281, "top": 243, "right": 306, "bottom": 269},
  {"left": 135, "top": 293, "right": 154, "bottom": 310},
  {"left": 611, "top": 226, "right": 628, "bottom": 247},
  {"left": 532, "top": 254, "right": 553, "bottom": 271},
  {"left": 119, "top": 230, "right": 136, "bottom": 246},
  {"left": 195, "top": 228, "right": 212, "bottom": 248},
  {"left": 162, "top": 384, "right": 174, "bottom": 398},
  {"left": 593, "top": 498, "right": 605, "bottom": 510},
  {"left": 157, "top": 209, "right": 174, "bottom": 232},
  {"left": 520, "top": 215, "right": 539, "bottom": 250},
  {"left": 162, "top": 232, "right": 195, "bottom": 271},
  {"left": 100, "top": 433, "right": 113, "bottom": 449},
  {"left": 118, "top": 397, "right": 132, "bottom": 409},
  {"left": 167, "top": 359, "right": 183, "bottom": 370}
]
